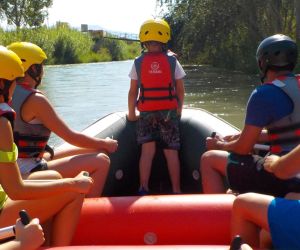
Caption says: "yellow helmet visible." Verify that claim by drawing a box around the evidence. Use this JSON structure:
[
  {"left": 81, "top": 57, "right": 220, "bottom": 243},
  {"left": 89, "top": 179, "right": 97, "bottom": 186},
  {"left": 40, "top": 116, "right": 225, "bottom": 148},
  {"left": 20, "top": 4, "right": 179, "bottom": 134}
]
[
  {"left": 139, "top": 19, "right": 171, "bottom": 44},
  {"left": 7, "top": 42, "right": 47, "bottom": 72},
  {"left": 0, "top": 46, "right": 24, "bottom": 81}
]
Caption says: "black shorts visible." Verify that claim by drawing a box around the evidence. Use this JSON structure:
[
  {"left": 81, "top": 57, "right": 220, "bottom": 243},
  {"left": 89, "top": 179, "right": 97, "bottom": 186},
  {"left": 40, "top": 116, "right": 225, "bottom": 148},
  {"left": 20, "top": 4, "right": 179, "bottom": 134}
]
[
  {"left": 226, "top": 153, "right": 300, "bottom": 197},
  {"left": 30, "top": 160, "right": 48, "bottom": 173},
  {"left": 137, "top": 110, "right": 180, "bottom": 150}
]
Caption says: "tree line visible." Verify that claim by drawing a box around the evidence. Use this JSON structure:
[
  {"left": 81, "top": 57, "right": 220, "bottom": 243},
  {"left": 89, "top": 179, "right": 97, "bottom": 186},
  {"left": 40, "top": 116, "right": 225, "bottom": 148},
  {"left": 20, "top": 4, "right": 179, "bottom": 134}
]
[
  {"left": 0, "top": 0, "right": 52, "bottom": 28},
  {"left": 158, "top": 0, "right": 300, "bottom": 73},
  {"left": 0, "top": 1, "right": 140, "bottom": 64},
  {"left": 2, "top": 0, "right": 300, "bottom": 73}
]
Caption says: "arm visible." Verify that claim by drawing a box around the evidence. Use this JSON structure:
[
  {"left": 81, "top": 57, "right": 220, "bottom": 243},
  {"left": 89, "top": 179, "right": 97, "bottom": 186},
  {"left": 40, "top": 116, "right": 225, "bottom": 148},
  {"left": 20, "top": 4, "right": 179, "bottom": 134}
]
[
  {"left": 22, "top": 93, "right": 117, "bottom": 153},
  {"left": 127, "top": 79, "right": 139, "bottom": 121},
  {"left": 0, "top": 162, "right": 92, "bottom": 200},
  {"left": 0, "top": 117, "right": 93, "bottom": 199},
  {"left": 175, "top": 79, "right": 184, "bottom": 115},
  {"left": 206, "top": 124, "right": 262, "bottom": 154},
  {"left": 206, "top": 87, "right": 269, "bottom": 154},
  {"left": 264, "top": 144, "right": 300, "bottom": 179},
  {"left": 257, "top": 129, "right": 269, "bottom": 143}
]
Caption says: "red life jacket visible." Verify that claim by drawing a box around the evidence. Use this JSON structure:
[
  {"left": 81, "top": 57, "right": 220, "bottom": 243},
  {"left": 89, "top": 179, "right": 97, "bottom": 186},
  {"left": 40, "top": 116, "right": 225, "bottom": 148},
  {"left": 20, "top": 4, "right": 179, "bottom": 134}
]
[
  {"left": 266, "top": 75, "right": 300, "bottom": 154},
  {"left": 135, "top": 52, "right": 178, "bottom": 111}
]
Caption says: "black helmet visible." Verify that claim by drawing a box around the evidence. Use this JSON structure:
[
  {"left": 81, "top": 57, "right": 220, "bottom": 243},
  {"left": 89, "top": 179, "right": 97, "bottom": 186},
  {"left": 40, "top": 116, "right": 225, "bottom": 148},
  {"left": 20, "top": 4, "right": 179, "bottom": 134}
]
[{"left": 256, "top": 34, "right": 298, "bottom": 75}]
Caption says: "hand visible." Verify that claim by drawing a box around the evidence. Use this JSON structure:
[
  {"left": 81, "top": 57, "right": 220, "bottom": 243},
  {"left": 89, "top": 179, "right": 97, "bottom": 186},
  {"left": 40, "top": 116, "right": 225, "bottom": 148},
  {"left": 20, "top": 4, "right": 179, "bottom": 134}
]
[
  {"left": 127, "top": 113, "right": 139, "bottom": 121},
  {"left": 264, "top": 154, "right": 280, "bottom": 173},
  {"left": 103, "top": 137, "right": 118, "bottom": 153},
  {"left": 205, "top": 136, "right": 223, "bottom": 150},
  {"left": 15, "top": 218, "right": 45, "bottom": 249},
  {"left": 71, "top": 171, "right": 94, "bottom": 194}
]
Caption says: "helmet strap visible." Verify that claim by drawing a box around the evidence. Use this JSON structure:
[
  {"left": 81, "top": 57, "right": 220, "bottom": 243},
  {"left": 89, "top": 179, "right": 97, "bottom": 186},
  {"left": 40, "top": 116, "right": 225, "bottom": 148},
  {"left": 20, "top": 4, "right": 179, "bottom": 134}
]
[
  {"left": 27, "top": 64, "right": 43, "bottom": 89},
  {"left": 0, "top": 80, "right": 12, "bottom": 103},
  {"left": 260, "top": 67, "right": 267, "bottom": 83}
]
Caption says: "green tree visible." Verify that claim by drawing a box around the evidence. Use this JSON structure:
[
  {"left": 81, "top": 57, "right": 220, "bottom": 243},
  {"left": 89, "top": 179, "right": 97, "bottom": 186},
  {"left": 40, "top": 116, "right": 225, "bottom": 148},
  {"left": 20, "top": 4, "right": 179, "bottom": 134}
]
[
  {"left": 158, "top": 0, "right": 298, "bottom": 73},
  {"left": 0, "top": 0, "right": 53, "bottom": 28}
]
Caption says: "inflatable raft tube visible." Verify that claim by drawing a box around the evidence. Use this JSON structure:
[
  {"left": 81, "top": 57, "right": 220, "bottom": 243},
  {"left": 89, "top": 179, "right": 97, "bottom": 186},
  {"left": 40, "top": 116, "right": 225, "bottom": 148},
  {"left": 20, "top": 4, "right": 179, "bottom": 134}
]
[
  {"left": 43, "top": 246, "right": 230, "bottom": 250},
  {"left": 41, "top": 194, "right": 234, "bottom": 248},
  {"left": 57, "top": 108, "right": 239, "bottom": 196}
]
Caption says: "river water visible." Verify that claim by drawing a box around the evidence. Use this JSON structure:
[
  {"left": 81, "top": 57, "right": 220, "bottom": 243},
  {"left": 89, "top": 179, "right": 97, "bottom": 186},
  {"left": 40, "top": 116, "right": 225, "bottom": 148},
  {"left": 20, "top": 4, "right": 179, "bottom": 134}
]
[{"left": 42, "top": 60, "right": 259, "bottom": 146}]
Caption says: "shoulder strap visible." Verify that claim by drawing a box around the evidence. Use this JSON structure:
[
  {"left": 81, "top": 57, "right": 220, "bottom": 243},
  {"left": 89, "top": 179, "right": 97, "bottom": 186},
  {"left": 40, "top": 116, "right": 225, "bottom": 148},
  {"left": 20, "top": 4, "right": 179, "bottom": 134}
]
[
  {"left": 134, "top": 53, "right": 145, "bottom": 88},
  {"left": 166, "top": 54, "right": 177, "bottom": 86}
]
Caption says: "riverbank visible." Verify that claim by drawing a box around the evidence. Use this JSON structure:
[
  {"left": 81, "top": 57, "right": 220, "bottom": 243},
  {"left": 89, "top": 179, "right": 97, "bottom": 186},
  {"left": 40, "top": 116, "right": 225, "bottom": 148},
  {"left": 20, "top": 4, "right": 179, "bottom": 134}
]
[{"left": 0, "top": 24, "right": 141, "bottom": 64}]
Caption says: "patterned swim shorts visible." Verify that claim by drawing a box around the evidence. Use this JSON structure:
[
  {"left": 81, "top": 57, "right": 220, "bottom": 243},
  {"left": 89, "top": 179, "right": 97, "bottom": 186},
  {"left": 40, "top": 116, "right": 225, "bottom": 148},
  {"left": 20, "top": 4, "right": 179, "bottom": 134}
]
[{"left": 137, "top": 110, "right": 180, "bottom": 150}]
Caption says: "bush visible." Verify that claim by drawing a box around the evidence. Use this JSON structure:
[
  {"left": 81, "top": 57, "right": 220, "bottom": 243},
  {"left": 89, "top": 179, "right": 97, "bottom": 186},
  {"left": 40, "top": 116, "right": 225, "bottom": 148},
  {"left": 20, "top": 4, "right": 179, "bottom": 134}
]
[{"left": 0, "top": 26, "right": 140, "bottom": 64}]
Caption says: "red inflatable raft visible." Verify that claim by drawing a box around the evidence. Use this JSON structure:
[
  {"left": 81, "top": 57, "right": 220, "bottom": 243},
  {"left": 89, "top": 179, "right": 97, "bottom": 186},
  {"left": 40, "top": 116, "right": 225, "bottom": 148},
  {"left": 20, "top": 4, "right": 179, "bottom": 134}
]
[
  {"left": 43, "top": 109, "right": 246, "bottom": 249},
  {"left": 43, "top": 194, "right": 235, "bottom": 249}
]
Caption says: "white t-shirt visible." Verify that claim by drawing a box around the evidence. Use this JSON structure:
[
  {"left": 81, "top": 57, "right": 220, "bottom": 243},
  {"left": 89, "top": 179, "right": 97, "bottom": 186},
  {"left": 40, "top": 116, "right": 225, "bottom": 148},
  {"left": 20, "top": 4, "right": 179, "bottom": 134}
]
[{"left": 128, "top": 58, "right": 186, "bottom": 80}]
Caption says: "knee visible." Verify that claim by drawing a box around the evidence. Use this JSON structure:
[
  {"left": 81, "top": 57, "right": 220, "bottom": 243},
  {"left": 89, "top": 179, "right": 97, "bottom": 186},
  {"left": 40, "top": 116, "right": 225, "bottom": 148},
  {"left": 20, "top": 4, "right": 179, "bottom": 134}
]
[
  {"left": 49, "top": 171, "right": 63, "bottom": 179},
  {"left": 200, "top": 151, "right": 216, "bottom": 171},
  {"left": 96, "top": 153, "right": 111, "bottom": 168},
  {"left": 232, "top": 193, "right": 255, "bottom": 215}
]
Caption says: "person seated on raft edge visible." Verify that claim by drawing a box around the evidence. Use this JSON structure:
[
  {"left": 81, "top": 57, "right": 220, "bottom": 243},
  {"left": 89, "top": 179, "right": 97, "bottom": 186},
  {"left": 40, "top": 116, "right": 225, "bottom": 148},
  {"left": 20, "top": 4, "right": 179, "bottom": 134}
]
[
  {"left": 7, "top": 42, "right": 118, "bottom": 198},
  {"left": 127, "top": 18, "right": 186, "bottom": 195},
  {"left": 0, "top": 216, "right": 45, "bottom": 250},
  {"left": 229, "top": 145, "right": 300, "bottom": 250},
  {"left": 0, "top": 45, "right": 93, "bottom": 247},
  {"left": 200, "top": 34, "right": 300, "bottom": 197}
]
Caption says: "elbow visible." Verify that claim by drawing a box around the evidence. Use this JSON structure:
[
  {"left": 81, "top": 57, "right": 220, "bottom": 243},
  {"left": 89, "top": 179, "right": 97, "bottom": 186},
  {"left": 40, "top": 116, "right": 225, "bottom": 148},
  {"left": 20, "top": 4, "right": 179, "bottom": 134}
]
[
  {"left": 273, "top": 168, "right": 291, "bottom": 179},
  {"left": 272, "top": 163, "right": 293, "bottom": 179}
]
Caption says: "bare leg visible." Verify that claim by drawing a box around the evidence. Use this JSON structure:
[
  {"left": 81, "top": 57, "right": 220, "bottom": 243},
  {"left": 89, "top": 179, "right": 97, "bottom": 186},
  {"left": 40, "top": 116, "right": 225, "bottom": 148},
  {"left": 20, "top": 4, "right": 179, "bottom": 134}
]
[
  {"left": 24, "top": 170, "right": 62, "bottom": 180},
  {"left": 0, "top": 192, "right": 84, "bottom": 246},
  {"left": 200, "top": 150, "right": 229, "bottom": 193},
  {"left": 259, "top": 229, "right": 272, "bottom": 249},
  {"left": 231, "top": 193, "right": 273, "bottom": 247},
  {"left": 139, "top": 142, "right": 156, "bottom": 191},
  {"left": 164, "top": 149, "right": 181, "bottom": 193},
  {"left": 53, "top": 147, "right": 102, "bottom": 160},
  {"left": 23, "top": 170, "right": 62, "bottom": 245},
  {"left": 31, "top": 153, "right": 110, "bottom": 197},
  {"left": 285, "top": 192, "right": 300, "bottom": 200}
]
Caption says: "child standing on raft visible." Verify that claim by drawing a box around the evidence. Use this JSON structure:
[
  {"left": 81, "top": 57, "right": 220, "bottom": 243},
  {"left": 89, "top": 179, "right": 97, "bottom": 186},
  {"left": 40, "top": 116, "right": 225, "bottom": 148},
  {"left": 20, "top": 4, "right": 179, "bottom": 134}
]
[{"left": 127, "top": 18, "right": 186, "bottom": 194}]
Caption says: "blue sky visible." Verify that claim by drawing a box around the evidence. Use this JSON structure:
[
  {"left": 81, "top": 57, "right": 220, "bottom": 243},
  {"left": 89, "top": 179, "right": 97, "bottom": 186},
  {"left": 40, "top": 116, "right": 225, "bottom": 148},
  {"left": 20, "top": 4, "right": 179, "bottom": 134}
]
[{"left": 47, "top": 0, "right": 162, "bottom": 34}]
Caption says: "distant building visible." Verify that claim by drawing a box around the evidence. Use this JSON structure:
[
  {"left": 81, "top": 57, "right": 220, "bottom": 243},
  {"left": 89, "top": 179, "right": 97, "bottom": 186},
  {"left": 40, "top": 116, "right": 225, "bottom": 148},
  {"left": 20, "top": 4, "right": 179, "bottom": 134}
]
[{"left": 81, "top": 24, "right": 88, "bottom": 32}]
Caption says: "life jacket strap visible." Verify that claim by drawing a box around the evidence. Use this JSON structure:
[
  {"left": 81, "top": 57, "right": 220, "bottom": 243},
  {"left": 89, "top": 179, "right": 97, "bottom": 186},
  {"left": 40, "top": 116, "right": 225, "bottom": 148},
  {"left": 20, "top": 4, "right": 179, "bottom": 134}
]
[
  {"left": 269, "top": 136, "right": 300, "bottom": 145},
  {"left": 268, "top": 122, "right": 300, "bottom": 134},
  {"left": 140, "top": 83, "right": 176, "bottom": 102},
  {"left": 142, "top": 95, "right": 178, "bottom": 101}
]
